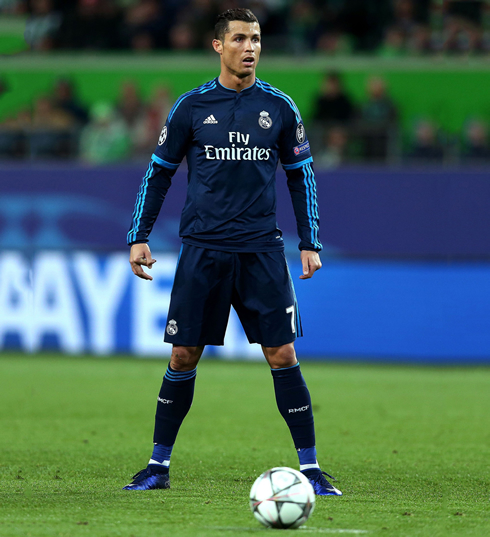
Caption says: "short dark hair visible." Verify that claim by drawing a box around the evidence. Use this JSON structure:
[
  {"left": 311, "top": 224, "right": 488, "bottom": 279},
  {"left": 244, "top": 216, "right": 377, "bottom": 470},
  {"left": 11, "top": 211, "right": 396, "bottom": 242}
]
[{"left": 214, "top": 8, "right": 259, "bottom": 41}]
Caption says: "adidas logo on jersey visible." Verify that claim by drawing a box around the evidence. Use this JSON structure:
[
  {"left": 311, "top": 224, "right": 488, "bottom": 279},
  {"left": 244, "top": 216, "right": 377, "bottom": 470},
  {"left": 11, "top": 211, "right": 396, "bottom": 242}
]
[{"left": 203, "top": 115, "right": 218, "bottom": 124}]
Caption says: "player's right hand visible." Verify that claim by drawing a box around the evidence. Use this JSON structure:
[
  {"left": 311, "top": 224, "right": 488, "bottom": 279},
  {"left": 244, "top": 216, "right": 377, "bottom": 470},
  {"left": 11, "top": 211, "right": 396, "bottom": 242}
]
[{"left": 129, "top": 243, "right": 157, "bottom": 280}]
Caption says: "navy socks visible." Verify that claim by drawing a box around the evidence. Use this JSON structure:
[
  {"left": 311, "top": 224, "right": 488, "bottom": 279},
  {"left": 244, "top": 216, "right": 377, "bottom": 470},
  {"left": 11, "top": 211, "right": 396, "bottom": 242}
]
[
  {"left": 152, "top": 364, "right": 197, "bottom": 461},
  {"left": 271, "top": 362, "right": 318, "bottom": 465},
  {"left": 149, "top": 362, "right": 319, "bottom": 474}
]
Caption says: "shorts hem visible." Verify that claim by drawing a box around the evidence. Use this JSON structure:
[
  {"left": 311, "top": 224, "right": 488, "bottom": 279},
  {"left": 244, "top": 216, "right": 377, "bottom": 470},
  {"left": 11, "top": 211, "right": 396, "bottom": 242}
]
[
  {"left": 164, "top": 336, "right": 225, "bottom": 346},
  {"left": 247, "top": 334, "right": 299, "bottom": 348}
]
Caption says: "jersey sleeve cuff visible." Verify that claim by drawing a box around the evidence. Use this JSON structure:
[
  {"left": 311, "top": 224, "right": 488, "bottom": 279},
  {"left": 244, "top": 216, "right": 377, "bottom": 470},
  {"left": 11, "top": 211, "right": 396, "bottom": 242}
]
[
  {"left": 282, "top": 156, "right": 313, "bottom": 170},
  {"left": 151, "top": 153, "right": 180, "bottom": 169}
]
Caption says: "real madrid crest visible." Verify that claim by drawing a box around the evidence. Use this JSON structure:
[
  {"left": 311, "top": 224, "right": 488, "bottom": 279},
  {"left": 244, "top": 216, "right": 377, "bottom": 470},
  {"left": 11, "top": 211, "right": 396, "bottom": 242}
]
[
  {"left": 258, "top": 110, "right": 272, "bottom": 129},
  {"left": 166, "top": 319, "right": 178, "bottom": 335},
  {"left": 158, "top": 125, "right": 167, "bottom": 145}
]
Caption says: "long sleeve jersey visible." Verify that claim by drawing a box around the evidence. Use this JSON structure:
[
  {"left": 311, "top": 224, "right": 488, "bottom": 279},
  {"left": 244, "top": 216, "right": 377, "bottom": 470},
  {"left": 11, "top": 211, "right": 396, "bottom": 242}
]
[{"left": 127, "top": 77, "right": 322, "bottom": 253}]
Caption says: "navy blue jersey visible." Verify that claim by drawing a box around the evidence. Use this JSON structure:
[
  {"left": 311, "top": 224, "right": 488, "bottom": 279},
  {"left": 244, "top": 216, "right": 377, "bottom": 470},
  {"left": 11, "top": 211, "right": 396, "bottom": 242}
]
[{"left": 128, "top": 77, "right": 322, "bottom": 252}]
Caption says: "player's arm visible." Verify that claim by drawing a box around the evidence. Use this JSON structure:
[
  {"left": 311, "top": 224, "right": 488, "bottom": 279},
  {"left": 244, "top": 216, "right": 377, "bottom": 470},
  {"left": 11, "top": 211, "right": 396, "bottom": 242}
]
[
  {"left": 127, "top": 96, "right": 191, "bottom": 280},
  {"left": 279, "top": 103, "right": 322, "bottom": 279},
  {"left": 127, "top": 161, "right": 174, "bottom": 244}
]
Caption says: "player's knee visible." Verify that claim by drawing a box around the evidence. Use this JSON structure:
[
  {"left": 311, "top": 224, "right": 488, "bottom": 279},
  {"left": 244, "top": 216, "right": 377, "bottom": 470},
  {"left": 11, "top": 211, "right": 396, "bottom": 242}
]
[
  {"left": 170, "top": 345, "right": 203, "bottom": 371},
  {"left": 264, "top": 343, "right": 297, "bottom": 369}
]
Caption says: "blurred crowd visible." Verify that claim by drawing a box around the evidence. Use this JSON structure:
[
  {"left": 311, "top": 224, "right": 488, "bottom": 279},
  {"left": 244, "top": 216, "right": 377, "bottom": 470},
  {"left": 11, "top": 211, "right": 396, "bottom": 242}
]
[
  {"left": 1, "top": 73, "right": 489, "bottom": 167},
  {"left": 0, "top": 78, "right": 172, "bottom": 163},
  {"left": 310, "top": 71, "right": 490, "bottom": 167},
  {"left": 1, "top": 0, "right": 489, "bottom": 56}
]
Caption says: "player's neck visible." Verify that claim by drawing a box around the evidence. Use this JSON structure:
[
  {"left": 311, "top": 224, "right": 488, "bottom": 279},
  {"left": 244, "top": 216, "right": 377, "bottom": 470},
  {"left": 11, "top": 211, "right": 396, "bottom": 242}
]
[{"left": 218, "top": 72, "right": 256, "bottom": 93}]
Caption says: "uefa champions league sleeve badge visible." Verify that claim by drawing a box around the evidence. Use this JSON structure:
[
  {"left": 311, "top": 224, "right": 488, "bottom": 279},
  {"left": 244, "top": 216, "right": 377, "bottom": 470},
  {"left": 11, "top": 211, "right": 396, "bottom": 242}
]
[
  {"left": 158, "top": 126, "right": 167, "bottom": 145},
  {"left": 259, "top": 111, "right": 272, "bottom": 129}
]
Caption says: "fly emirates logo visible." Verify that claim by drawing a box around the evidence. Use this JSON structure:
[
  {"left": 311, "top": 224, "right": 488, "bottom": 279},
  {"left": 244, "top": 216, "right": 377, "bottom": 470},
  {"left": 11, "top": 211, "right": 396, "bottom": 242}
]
[{"left": 204, "top": 131, "right": 271, "bottom": 161}]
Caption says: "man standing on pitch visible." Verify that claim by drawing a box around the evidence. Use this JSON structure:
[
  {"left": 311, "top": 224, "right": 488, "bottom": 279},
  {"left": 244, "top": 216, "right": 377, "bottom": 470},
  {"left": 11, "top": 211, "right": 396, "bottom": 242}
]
[{"left": 125, "top": 8, "right": 342, "bottom": 496}]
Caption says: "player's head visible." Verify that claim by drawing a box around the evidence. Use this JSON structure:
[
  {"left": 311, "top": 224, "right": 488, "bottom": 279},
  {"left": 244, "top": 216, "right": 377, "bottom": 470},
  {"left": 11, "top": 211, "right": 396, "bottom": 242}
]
[{"left": 213, "top": 8, "right": 261, "bottom": 80}]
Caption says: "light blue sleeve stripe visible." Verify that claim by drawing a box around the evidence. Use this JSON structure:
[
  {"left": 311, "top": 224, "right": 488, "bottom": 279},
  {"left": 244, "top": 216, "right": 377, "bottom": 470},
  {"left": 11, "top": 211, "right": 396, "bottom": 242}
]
[
  {"left": 282, "top": 157, "right": 313, "bottom": 170},
  {"left": 307, "top": 163, "right": 320, "bottom": 221},
  {"left": 151, "top": 154, "right": 180, "bottom": 169},
  {"left": 303, "top": 164, "right": 314, "bottom": 246},
  {"left": 306, "top": 166, "right": 318, "bottom": 248},
  {"left": 127, "top": 161, "right": 153, "bottom": 243},
  {"left": 256, "top": 80, "right": 302, "bottom": 123},
  {"left": 167, "top": 80, "right": 216, "bottom": 122},
  {"left": 305, "top": 163, "right": 321, "bottom": 249}
]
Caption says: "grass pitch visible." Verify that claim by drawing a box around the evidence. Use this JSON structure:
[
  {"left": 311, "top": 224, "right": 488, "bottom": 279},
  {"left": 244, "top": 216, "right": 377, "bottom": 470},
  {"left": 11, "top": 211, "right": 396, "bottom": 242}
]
[{"left": 0, "top": 354, "right": 488, "bottom": 537}]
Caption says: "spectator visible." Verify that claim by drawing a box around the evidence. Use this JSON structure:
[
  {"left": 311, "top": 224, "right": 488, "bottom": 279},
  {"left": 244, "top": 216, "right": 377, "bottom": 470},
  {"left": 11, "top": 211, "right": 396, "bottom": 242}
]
[
  {"left": 407, "top": 24, "right": 432, "bottom": 55},
  {"left": 361, "top": 76, "right": 397, "bottom": 124},
  {"left": 133, "top": 85, "right": 173, "bottom": 157},
  {"left": 29, "top": 96, "right": 76, "bottom": 158},
  {"left": 185, "top": 0, "right": 220, "bottom": 50},
  {"left": 24, "top": 0, "right": 61, "bottom": 50},
  {"left": 444, "top": 0, "right": 485, "bottom": 54},
  {"left": 359, "top": 76, "right": 398, "bottom": 161},
  {"left": 312, "top": 71, "right": 354, "bottom": 125},
  {"left": 316, "top": 31, "right": 352, "bottom": 55},
  {"left": 116, "top": 81, "right": 146, "bottom": 128},
  {"left": 0, "top": 110, "right": 29, "bottom": 158},
  {"left": 122, "top": 0, "right": 166, "bottom": 50},
  {"left": 53, "top": 78, "right": 89, "bottom": 126},
  {"left": 288, "top": 0, "right": 318, "bottom": 53},
  {"left": 406, "top": 119, "right": 444, "bottom": 164},
  {"left": 462, "top": 120, "right": 490, "bottom": 163},
  {"left": 0, "top": 0, "right": 26, "bottom": 14},
  {"left": 79, "top": 101, "right": 131, "bottom": 164},
  {"left": 314, "top": 126, "right": 349, "bottom": 169},
  {"left": 378, "top": 25, "right": 406, "bottom": 57},
  {"left": 391, "top": 0, "right": 417, "bottom": 36},
  {"left": 169, "top": 21, "right": 196, "bottom": 50},
  {"left": 115, "top": 81, "right": 147, "bottom": 154}
]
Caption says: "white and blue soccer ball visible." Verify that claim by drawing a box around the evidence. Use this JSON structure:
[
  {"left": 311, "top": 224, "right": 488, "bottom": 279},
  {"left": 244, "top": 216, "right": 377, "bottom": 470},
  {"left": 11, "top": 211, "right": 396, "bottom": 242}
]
[{"left": 249, "top": 467, "right": 315, "bottom": 529}]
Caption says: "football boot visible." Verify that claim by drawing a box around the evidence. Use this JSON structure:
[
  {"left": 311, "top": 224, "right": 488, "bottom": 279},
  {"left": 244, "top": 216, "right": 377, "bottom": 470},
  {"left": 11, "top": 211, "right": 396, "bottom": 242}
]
[
  {"left": 122, "top": 466, "right": 170, "bottom": 491},
  {"left": 301, "top": 469, "right": 342, "bottom": 496}
]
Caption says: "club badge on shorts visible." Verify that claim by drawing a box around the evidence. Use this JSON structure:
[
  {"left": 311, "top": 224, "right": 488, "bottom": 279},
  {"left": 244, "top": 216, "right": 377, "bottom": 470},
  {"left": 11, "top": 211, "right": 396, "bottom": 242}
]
[
  {"left": 166, "top": 319, "right": 178, "bottom": 335},
  {"left": 259, "top": 111, "right": 272, "bottom": 129}
]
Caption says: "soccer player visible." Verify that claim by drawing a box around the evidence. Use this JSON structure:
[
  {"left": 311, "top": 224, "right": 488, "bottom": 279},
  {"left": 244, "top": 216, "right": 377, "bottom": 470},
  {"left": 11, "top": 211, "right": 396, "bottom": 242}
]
[{"left": 124, "top": 8, "right": 342, "bottom": 496}]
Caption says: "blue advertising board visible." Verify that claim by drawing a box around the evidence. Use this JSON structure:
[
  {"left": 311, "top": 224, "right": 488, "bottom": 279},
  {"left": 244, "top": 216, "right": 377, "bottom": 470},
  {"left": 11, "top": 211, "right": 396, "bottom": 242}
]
[
  {"left": 0, "top": 251, "right": 488, "bottom": 362},
  {"left": 1, "top": 164, "right": 489, "bottom": 362},
  {"left": 1, "top": 164, "right": 490, "bottom": 256}
]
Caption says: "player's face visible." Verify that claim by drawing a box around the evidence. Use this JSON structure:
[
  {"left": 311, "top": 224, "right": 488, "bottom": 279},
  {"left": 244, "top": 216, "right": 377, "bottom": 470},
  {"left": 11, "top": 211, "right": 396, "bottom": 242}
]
[{"left": 215, "top": 21, "right": 261, "bottom": 79}]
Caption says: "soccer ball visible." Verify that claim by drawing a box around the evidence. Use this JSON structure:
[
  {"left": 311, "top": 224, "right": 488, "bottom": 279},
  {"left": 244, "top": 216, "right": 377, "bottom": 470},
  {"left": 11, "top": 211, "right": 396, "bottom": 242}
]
[{"left": 249, "top": 467, "right": 315, "bottom": 529}]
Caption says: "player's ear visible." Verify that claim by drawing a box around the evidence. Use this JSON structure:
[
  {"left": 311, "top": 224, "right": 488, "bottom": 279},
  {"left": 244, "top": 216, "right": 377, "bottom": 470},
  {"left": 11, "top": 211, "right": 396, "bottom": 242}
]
[{"left": 212, "top": 39, "right": 223, "bottom": 54}]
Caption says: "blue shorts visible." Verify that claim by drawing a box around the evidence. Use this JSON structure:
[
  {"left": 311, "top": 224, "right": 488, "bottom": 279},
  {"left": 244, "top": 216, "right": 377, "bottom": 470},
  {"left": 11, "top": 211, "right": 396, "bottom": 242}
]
[{"left": 164, "top": 244, "right": 302, "bottom": 347}]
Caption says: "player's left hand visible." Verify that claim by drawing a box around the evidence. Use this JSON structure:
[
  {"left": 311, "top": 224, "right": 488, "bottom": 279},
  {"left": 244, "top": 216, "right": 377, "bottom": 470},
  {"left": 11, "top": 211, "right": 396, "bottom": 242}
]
[{"left": 299, "top": 250, "right": 322, "bottom": 280}]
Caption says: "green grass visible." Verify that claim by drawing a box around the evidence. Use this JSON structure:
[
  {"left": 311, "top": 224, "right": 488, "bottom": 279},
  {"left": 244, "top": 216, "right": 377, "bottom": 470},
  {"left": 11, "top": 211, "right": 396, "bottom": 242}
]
[{"left": 0, "top": 354, "right": 489, "bottom": 537}]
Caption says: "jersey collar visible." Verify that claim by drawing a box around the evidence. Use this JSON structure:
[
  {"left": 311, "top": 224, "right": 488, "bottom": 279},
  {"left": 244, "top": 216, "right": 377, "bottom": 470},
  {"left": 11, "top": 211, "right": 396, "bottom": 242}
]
[{"left": 216, "top": 77, "right": 256, "bottom": 94}]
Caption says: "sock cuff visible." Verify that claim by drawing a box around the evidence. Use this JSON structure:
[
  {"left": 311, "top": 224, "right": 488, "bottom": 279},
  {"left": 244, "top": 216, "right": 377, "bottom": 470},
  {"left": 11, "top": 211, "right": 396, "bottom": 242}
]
[
  {"left": 164, "top": 365, "right": 197, "bottom": 382},
  {"left": 271, "top": 362, "right": 303, "bottom": 382},
  {"left": 271, "top": 362, "right": 299, "bottom": 375},
  {"left": 149, "top": 443, "right": 174, "bottom": 466}
]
